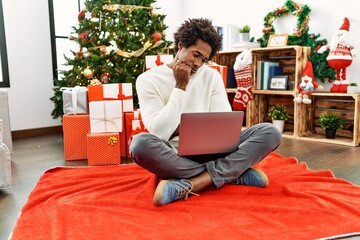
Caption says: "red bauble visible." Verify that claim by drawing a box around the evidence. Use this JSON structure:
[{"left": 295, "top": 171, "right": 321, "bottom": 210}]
[
  {"left": 78, "top": 10, "right": 85, "bottom": 22},
  {"left": 152, "top": 32, "right": 162, "bottom": 42},
  {"left": 100, "top": 73, "right": 110, "bottom": 84},
  {"left": 78, "top": 32, "right": 89, "bottom": 43}
]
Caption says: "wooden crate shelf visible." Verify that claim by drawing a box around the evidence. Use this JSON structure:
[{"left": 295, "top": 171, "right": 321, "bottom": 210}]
[
  {"left": 214, "top": 46, "right": 359, "bottom": 146},
  {"left": 245, "top": 46, "right": 359, "bottom": 146}
]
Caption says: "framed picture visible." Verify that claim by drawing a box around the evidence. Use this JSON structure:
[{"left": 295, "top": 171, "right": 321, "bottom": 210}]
[
  {"left": 267, "top": 34, "right": 288, "bottom": 47},
  {"left": 269, "top": 75, "right": 288, "bottom": 90}
]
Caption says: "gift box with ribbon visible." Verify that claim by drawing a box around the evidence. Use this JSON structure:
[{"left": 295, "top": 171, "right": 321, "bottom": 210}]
[
  {"left": 208, "top": 63, "right": 228, "bottom": 88},
  {"left": 125, "top": 109, "right": 148, "bottom": 157},
  {"left": 87, "top": 132, "right": 120, "bottom": 166},
  {"left": 88, "top": 83, "right": 133, "bottom": 112},
  {"left": 63, "top": 115, "right": 90, "bottom": 161},
  {"left": 62, "top": 86, "right": 88, "bottom": 115},
  {"left": 89, "top": 100, "right": 123, "bottom": 133},
  {"left": 145, "top": 55, "right": 174, "bottom": 70}
]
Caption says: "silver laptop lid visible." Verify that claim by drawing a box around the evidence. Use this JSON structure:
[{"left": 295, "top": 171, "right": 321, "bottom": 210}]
[{"left": 177, "top": 111, "right": 244, "bottom": 156}]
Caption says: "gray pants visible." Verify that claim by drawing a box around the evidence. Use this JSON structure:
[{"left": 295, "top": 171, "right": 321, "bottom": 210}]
[{"left": 129, "top": 122, "right": 282, "bottom": 188}]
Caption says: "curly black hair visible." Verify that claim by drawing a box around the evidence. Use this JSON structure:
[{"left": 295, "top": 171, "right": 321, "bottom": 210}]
[{"left": 173, "top": 18, "right": 222, "bottom": 60}]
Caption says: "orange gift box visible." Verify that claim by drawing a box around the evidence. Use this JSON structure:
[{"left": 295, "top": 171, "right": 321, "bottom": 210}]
[
  {"left": 87, "top": 132, "right": 120, "bottom": 166},
  {"left": 63, "top": 115, "right": 90, "bottom": 161},
  {"left": 125, "top": 110, "right": 147, "bottom": 158},
  {"left": 209, "top": 64, "right": 228, "bottom": 87},
  {"left": 87, "top": 83, "right": 133, "bottom": 112}
]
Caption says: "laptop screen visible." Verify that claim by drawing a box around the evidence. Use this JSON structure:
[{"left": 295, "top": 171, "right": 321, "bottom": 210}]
[{"left": 177, "top": 111, "right": 244, "bottom": 156}]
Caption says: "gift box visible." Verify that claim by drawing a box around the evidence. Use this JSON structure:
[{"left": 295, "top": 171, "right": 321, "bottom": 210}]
[
  {"left": 0, "top": 119, "right": 11, "bottom": 189},
  {"left": 208, "top": 64, "right": 228, "bottom": 87},
  {"left": 62, "top": 86, "right": 88, "bottom": 115},
  {"left": 63, "top": 115, "right": 90, "bottom": 161},
  {"left": 89, "top": 100, "right": 123, "bottom": 133},
  {"left": 87, "top": 132, "right": 120, "bottom": 166},
  {"left": 145, "top": 55, "right": 174, "bottom": 70},
  {"left": 88, "top": 83, "right": 133, "bottom": 112},
  {"left": 125, "top": 110, "right": 148, "bottom": 157}
]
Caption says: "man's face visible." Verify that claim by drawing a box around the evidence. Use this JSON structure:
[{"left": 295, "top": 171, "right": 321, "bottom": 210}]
[{"left": 177, "top": 39, "right": 212, "bottom": 75}]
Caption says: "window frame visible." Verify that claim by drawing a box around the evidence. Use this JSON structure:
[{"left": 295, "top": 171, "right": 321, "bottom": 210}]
[
  {"left": 48, "top": 0, "right": 81, "bottom": 84},
  {"left": 0, "top": 0, "right": 9, "bottom": 88}
]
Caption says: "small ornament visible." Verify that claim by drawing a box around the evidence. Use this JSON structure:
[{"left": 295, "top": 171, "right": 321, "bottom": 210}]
[
  {"left": 76, "top": 50, "right": 84, "bottom": 59},
  {"left": 328, "top": 79, "right": 333, "bottom": 83},
  {"left": 78, "top": 32, "right": 89, "bottom": 43},
  {"left": 152, "top": 32, "right": 162, "bottom": 42},
  {"left": 118, "top": 68, "right": 124, "bottom": 75},
  {"left": 100, "top": 73, "right": 110, "bottom": 84},
  {"left": 108, "top": 136, "right": 118, "bottom": 146},
  {"left": 89, "top": 35, "right": 97, "bottom": 43},
  {"left": 83, "top": 68, "right": 94, "bottom": 79},
  {"left": 78, "top": 10, "right": 86, "bottom": 22}
]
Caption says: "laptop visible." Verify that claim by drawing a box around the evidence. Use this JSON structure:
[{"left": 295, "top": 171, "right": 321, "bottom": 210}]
[{"left": 169, "top": 111, "right": 244, "bottom": 156}]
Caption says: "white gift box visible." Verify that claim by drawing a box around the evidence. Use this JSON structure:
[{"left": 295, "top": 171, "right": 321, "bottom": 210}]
[
  {"left": 145, "top": 55, "right": 174, "bottom": 70},
  {"left": 0, "top": 119, "right": 11, "bottom": 189},
  {"left": 89, "top": 100, "right": 123, "bottom": 133},
  {"left": 62, "top": 86, "right": 88, "bottom": 115},
  {"left": 88, "top": 83, "right": 133, "bottom": 112}
]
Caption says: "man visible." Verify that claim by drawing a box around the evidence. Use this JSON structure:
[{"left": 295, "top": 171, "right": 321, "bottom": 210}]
[{"left": 130, "top": 18, "right": 282, "bottom": 206}]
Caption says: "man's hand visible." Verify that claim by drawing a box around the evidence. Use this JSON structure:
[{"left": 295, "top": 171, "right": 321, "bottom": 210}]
[{"left": 168, "top": 52, "right": 191, "bottom": 90}]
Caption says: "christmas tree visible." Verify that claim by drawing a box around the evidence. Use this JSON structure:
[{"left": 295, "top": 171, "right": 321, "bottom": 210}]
[{"left": 50, "top": 0, "right": 171, "bottom": 119}]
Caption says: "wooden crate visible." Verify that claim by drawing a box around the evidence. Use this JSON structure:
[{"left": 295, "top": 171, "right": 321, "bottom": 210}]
[
  {"left": 251, "top": 46, "right": 310, "bottom": 90},
  {"left": 247, "top": 93, "right": 297, "bottom": 136}
]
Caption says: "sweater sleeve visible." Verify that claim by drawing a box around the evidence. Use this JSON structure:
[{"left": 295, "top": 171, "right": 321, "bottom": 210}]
[{"left": 136, "top": 70, "right": 188, "bottom": 141}]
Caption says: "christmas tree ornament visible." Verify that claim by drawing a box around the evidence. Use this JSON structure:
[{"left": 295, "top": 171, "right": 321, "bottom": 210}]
[
  {"left": 78, "top": 32, "right": 89, "bottom": 43},
  {"left": 232, "top": 50, "right": 253, "bottom": 111},
  {"left": 78, "top": 10, "right": 86, "bottom": 22},
  {"left": 83, "top": 68, "right": 94, "bottom": 79},
  {"left": 76, "top": 49, "right": 84, "bottom": 59},
  {"left": 317, "top": 17, "right": 356, "bottom": 93},
  {"left": 152, "top": 32, "right": 162, "bottom": 42},
  {"left": 100, "top": 73, "right": 110, "bottom": 84},
  {"left": 293, "top": 61, "right": 323, "bottom": 104}
]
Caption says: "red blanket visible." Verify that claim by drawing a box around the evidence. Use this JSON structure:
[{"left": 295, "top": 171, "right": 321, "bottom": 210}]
[{"left": 10, "top": 153, "right": 360, "bottom": 240}]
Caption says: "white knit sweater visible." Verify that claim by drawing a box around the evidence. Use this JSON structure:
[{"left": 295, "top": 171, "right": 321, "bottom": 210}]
[{"left": 136, "top": 64, "right": 231, "bottom": 141}]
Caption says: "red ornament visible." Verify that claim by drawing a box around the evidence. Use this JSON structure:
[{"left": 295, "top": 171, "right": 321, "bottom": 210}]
[
  {"left": 78, "top": 32, "right": 89, "bottom": 43},
  {"left": 100, "top": 73, "right": 110, "bottom": 84},
  {"left": 152, "top": 32, "right": 162, "bottom": 42},
  {"left": 328, "top": 79, "right": 333, "bottom": 83},
  {"left": 78, "top": 10, "right": 86, "bottom": 22}
]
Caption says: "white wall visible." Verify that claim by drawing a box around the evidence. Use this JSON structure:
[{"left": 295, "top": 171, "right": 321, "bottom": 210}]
[
  {"left": 2, "top": 0, "right": 359, "bottom": 131},
  {"left": 2, "top": 0, "right": 60, "bottom": 131}
]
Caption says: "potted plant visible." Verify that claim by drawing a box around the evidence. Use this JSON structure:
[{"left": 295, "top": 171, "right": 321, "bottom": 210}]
[
  {"left": 347, "top": 82, "right": 359, "bottom": 94},
  {"left": 239, "top": 25, "right": 250, "bottom": 42},
  {"left": 267, "top": 105, "right": 289, "bottom": 133},
  {"left": 318, "top": 112, "right": 346, "bottom": 139}
]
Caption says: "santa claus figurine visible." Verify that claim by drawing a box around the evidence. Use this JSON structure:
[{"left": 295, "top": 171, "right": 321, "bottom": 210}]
[
  {"left": 294, "top": 61, "right": 323, "bottom": 104},
  {"left": 318, "top": 17, "right": 356, "bottom": 93}
]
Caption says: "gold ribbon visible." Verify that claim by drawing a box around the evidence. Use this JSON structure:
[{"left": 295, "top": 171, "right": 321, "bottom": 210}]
[
  {"left": 103, "top": 4, "right": 151, "bottom": 13},
  {"left": 91, "top": 40, "right": 164, "bottom": 58}
]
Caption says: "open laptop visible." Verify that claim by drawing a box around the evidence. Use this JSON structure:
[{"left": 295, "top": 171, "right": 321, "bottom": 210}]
[{"left": 169, "top": 111, "right": 244, "bottom": 156}]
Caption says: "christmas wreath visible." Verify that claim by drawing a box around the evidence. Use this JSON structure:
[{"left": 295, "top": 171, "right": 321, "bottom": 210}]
[
  {"left": 259, "top": 0, "right": 335, "bottom": 82},
  {"left": 259, "top": 0, "right": 310, "bottom": 46}
]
